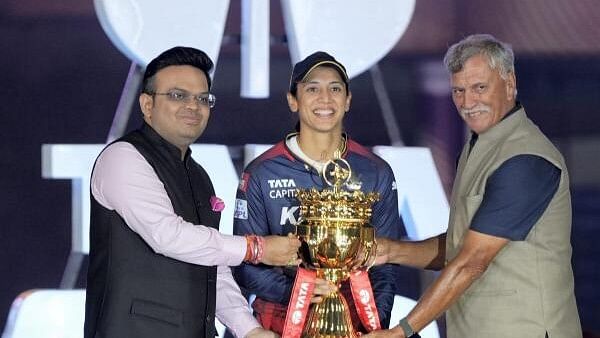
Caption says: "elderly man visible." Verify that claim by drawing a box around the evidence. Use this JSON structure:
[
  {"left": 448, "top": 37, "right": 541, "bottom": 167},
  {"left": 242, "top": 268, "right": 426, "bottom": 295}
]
[
  {"left": 365, "top": 34, "right": 581, "bottom": 338},
  {"left": 84, "top": 46, "right": 300, "bottom": 338}
]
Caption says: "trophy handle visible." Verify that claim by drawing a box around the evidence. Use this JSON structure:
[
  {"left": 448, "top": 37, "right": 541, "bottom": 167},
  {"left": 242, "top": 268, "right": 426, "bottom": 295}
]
[
  {"left": 355, "top": 226, "right": 377, "bottom": 268},
  {"left": 296, "top": 219, "right": 318, "bottom": 268},
  {"left": 363, "top": 240, "right": 378, "bottom": 269}
]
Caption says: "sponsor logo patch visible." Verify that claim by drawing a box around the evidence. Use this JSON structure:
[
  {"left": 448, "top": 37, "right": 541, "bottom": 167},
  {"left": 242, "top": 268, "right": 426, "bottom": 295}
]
[
  {"left": 234, "top": 198, "right": 248, "bottom": 219},
  {"left": 267, "top": 178, "right": 297, "bottom": 199},
  {"left": 280, "top": 206, "right": 299, "bottom": 225},
  {"left": 359, "top": 289, "right": 370, "bottom": 304},
  {"left": 291, "top": 310, "right": 302, "bottom": 325},
  {"left": 239, "top": 172, "right": 251, "bottom": 192},
  {"left": 359, "top": 289, "right": 378, "bottom": 330},
  {"left": 291, "top": 282, "right": 310, "bottom": 324}
]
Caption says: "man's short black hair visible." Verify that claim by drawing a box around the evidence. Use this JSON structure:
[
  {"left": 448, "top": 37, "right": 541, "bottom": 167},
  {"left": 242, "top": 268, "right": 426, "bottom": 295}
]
[{"left": 142, "top": 46, "right": 214, "bottom": 94}]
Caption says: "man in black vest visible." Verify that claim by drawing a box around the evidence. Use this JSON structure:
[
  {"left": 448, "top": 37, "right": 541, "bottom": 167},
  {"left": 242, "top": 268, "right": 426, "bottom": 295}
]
[{"left": 84, "top": 47, "right": 301, "bottom": 338}]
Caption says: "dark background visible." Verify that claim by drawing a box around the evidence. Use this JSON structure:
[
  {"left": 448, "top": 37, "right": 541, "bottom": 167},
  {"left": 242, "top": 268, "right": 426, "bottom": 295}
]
[{"left": 1, "top": 0, "right": 599, "bottom": 335}]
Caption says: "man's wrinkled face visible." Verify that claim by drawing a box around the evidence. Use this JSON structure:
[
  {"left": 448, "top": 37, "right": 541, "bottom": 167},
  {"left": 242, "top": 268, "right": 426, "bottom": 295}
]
[{"left": 451, "top": 54, "right": 516, "bottom": 134}]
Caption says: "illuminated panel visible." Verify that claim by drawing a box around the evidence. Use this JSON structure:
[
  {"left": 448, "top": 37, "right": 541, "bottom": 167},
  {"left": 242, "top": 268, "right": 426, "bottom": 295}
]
[
  {"left": 281, "top": 0, "right": 415, "bottom": 78},
  {"left": 373, "top": 146, "right": 449, "bottom": 240},
  {"left": 240, "top": 0, "right": 270, "bottom": 98},
  {"left": 93, "top": 0, "right": 230, "bottom": 68}
]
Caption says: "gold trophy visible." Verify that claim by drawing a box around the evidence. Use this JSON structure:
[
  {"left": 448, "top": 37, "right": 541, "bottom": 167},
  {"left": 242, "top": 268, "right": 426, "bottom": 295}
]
[{"left": 295, "top": 152, "right": 379, "bottom": 338}]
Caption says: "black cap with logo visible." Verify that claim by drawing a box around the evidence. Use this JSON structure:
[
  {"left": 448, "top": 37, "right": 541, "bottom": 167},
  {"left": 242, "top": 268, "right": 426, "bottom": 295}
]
[{"left": 288, "top": 51, "right": 349, "bottom": 94}]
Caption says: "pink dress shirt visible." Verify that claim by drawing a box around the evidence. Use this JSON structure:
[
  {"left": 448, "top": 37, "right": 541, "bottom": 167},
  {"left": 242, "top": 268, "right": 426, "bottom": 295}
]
[{"left": 91, "top": 141, "right": 259, "bottom": 337}]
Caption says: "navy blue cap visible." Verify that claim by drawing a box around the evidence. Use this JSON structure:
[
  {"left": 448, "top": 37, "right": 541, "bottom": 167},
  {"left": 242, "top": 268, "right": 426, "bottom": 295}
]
[{"left": 289, "top": 51, "right": 349, "bottom": 93}]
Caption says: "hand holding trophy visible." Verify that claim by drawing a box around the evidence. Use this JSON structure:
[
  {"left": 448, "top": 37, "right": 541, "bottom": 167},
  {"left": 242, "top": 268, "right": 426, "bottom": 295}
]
[{"left": 281, "top": 151, "right": 381, "bottom": 338}]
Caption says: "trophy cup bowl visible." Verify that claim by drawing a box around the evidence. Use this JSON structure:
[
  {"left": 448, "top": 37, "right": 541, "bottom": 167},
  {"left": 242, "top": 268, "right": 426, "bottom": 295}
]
[
  {"left": 294, "top": 157, "right": 379, "bottom": 338},
  {"left": 297, "top": 222, "right": 374, "bottom": 276}
]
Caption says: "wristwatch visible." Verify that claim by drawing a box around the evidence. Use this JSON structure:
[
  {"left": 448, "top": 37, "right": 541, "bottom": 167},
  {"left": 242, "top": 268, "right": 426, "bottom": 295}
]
[{"left": 399, "top": 317, "right": 420, "bottom": 337}]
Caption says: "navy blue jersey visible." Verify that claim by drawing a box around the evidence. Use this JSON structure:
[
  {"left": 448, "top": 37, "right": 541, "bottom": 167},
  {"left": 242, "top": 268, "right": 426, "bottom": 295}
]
[{"left": 233, "top": 134, "right": 403, "bottom": 328}]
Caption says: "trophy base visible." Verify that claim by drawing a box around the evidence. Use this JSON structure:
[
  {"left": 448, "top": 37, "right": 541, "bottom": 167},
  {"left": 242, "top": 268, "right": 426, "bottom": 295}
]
[{"left": 302, "top": 291, "right": 357, "bottom": 338}]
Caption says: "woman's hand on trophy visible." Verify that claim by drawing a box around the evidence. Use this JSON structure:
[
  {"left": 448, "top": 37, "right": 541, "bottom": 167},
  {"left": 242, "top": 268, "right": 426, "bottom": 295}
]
[
  {"left": 245, "top": 327, "right": 280, "bottom": 338},
  {"left": 311, "top": 278, "right": 338, "bottom": 303},
  {"left": 261, "top": 233, "right": 302, "bottom": 266}
]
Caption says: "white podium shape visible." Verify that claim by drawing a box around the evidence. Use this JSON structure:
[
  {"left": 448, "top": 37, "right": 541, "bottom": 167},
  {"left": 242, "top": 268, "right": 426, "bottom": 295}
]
[
  {"left": 373, "top": 146, "right": 449, "bottom": 240},
  {"left": 94, "top": 0, "right": 230, "bottom": 68},
  {"left": 2, "top": 290, "right": 85, "bottom": 338},
  {"left": 94, "top": 0, "right": 415, "bottom": 97},
  {"left": 189, "top": 144, "right": 239, "bottom": 236},
  {"left": 389, "top": 295, "right": 440, "bottom": 337},
  {"left": 42, "top": 144, "right": 105, "bottom": 254},
  {"left": 281, "top": 0, "right": 416, "bottom": 78},
  {"left": 1, "top": 289, "right": 230, "bottom": 338}
]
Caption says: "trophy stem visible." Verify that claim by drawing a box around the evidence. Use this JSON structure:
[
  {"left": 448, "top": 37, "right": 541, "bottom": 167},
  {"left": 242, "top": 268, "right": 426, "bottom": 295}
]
[
  {"left": 318, "top": 268, "right": 349, "bottom": 284},
  {"left": 294, "top": 156, "right": 380, "bottom": 338},
  {"left": 302, "top": 287, "right": 357, "bottom": 338}
]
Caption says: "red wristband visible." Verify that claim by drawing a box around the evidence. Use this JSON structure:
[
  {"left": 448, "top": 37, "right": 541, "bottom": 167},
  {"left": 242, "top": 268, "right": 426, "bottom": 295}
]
[
  {"left": 253, "top": 235, "right": 265, "bottom": 264},
  {"left": 244, "top": 235, "right": 253, "bottom": 262}
]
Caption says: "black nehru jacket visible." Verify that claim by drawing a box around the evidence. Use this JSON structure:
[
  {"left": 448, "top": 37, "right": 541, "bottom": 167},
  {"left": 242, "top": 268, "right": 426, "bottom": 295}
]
[{"left": 84, "top": 123, "right": 220, "bottom": 338}]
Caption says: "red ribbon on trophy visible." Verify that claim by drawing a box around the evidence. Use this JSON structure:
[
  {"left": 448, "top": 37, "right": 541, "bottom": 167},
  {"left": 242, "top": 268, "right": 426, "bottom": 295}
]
[
  {"left": 349, "top": 270, "right": 381, "bottom": 332},
  {"left": 282, "top": 268, "right": 317, "bottom": 338},
  {"left": 282, "top": 268, "right": 381, "bottom": 337}
]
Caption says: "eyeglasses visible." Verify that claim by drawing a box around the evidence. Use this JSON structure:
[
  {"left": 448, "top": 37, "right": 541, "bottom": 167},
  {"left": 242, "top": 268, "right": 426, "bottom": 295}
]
[{"left": 150, "top": 90, "right": 216, "bottom": 108}]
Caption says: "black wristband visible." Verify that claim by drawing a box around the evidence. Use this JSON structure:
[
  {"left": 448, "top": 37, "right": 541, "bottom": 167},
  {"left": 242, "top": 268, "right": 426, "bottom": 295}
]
[{"left": 399, "top": 316, "right": 418, "bottom": 337}]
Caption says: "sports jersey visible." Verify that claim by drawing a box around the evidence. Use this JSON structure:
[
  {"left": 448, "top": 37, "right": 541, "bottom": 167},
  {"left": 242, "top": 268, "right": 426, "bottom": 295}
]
[{"left": 233, "top": 132, "right": 403, "bottom": 330}]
